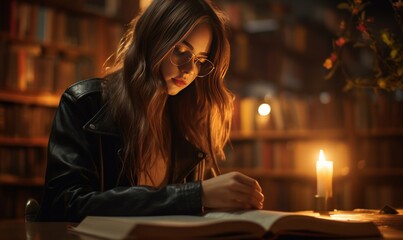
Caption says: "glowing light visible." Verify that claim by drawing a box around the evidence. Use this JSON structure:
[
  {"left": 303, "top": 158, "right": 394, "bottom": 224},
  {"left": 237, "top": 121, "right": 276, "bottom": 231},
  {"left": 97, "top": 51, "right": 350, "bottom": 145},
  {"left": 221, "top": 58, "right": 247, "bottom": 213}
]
[
  {"left": 316, "top": 149, "right": 333, "bottom": 198},
  {"left": 258, "top": 103, "right": 271, "bottom": 116},
  {"left": 319, "top": 92, "right": 331, "bottom": 104}
]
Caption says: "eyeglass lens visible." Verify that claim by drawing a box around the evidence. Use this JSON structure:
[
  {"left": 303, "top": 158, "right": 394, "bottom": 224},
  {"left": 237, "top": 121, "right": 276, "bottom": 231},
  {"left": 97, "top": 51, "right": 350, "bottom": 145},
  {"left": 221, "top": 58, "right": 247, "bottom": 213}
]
[{"left": 170, "top": 45, "right": 214, "bottom": 77}]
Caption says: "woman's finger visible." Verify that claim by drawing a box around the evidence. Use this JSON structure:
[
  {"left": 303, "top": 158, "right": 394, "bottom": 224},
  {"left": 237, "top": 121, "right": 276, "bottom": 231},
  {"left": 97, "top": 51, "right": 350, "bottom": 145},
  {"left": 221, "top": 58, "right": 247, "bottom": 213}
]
[{"left": 233, "top": 172, "right": 263, "bottom": 192}]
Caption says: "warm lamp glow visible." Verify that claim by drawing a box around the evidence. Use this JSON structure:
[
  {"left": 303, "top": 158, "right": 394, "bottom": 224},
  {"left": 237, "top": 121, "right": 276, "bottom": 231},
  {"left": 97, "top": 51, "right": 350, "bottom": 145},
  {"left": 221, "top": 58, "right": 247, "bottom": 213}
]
[{"left": 258, "top": 103, "right": 271, "bottom": 116}]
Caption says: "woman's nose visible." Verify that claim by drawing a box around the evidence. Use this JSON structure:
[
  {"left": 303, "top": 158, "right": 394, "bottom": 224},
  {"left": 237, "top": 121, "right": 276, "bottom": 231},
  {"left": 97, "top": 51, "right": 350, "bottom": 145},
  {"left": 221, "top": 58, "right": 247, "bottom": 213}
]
[{"left": 179, "top": 59, "right": 197, "bottom": 76}]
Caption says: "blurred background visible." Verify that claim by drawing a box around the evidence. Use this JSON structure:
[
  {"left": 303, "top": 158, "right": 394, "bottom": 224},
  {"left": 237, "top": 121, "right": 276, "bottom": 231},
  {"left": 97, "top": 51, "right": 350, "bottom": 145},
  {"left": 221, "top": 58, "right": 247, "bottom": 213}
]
[{"left": 0, "top": 0, "right": 402, "bottom": 220}]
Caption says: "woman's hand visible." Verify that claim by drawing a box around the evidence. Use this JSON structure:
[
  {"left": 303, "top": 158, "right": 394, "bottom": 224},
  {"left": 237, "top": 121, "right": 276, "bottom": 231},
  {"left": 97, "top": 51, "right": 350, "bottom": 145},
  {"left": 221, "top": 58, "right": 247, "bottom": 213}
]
[{"left": 201, "top": 172, "right": 264, "bottom": 211}]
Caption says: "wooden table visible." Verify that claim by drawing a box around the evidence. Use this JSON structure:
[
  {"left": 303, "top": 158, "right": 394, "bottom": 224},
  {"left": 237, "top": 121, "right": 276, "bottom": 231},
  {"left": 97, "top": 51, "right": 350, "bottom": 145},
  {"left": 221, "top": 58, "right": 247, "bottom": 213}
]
[
  {"left": 0, "top": 221, "right": 81, "bottom": 240},
  {"left": 1, "top": 211, "right": 402, "bottom": 240},
  {"left": 300, "top": 209, "right": 403, "bottom": 240},
  {"left": 335, "top": 210, "right": 403, "bottom": 239}
]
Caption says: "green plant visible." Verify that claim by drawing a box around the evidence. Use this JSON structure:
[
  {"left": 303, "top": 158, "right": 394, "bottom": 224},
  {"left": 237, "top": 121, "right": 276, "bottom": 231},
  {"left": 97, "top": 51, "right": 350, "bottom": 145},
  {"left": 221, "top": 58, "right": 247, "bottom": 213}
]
[{"left": 323, "top": 0, "right": 403, "bottom": 91}]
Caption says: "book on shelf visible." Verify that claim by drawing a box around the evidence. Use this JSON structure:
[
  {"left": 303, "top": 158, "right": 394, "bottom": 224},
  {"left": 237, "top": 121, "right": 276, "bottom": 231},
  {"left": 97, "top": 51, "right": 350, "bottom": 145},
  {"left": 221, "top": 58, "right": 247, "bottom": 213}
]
[
  {"left": 239, "top": 97, "right": 257, "bottom": 133},
  {"left": 69, "top": 210, "right": 381, "bottom": 240}
]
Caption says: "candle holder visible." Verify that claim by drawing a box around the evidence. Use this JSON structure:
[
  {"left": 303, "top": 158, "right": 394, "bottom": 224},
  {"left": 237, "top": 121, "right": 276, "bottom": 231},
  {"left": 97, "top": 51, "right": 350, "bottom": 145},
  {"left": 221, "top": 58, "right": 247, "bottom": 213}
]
[{"left": 314, "top": 195, "right": 333, "bottom": 213}]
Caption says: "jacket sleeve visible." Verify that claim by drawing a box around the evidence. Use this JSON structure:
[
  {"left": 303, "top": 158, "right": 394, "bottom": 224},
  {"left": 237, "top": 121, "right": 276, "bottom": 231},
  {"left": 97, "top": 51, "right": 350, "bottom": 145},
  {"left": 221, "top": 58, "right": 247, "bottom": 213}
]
[{"left": 38, "top": 88, "right": 203, "bottom": 222}]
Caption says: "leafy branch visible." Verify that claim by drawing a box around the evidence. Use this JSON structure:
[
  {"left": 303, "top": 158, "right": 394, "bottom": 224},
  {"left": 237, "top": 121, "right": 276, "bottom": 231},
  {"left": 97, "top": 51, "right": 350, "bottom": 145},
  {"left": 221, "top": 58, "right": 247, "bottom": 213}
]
[{"left": 323, "top": 0, "right": 403, "bottom": 91}]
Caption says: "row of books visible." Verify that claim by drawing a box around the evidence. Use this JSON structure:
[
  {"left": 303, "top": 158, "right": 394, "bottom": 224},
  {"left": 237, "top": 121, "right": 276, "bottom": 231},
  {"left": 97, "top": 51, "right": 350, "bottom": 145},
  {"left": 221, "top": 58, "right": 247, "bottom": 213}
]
[
  {"left": 1, "top": 0, "right": 119, "bottom": 48},
  {"left": 223, "top": 140, "right": 350, "bottom": 175},
  {"left": 216, "top": 1, "right": 260, "bottom": 31},
  {"left": 0, "top": 147, "right": 46, "bottom": 178},
  {"left": 218, "top": 0, "right": 335, "bottom": 92},
  {"left": 357, "top": 139, "right": 403, "bottom": 169},
  {"left": 224, "top": 137, "right": 402, "bottom": 174},
  {"left": 0, "top": 41, "right": 92, "bottom": 93},
  {"left": 0, "top": 0, "right": 125, "bottom": 221},
  {"left": 260, "top": 179, "right": 316, "bottom": 211},
  {"left": 231, "top": 94, "right": 345, "bottom": 133},
  {"left": 0, "top": 0, "right": 124, "bottom": 94},
  {"left": 258, "top": 176, "right": 352, "bottom": 211},
  {"left": 0, "top": 103, "right": 55, "bottom": 138},
  {"left": 354, "top": 90, "right": 403, "bottom": 129},
  {"left": 231, "top": 90, "right": 403, "bottom": 133},
  {"left": 364, "top": 184, "right": 403, "bottom": 210}
]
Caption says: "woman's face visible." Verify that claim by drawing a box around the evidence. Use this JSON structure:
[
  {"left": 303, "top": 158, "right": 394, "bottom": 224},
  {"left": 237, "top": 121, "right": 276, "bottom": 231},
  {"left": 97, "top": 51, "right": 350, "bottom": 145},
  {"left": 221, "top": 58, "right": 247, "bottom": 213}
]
[{"left": 161, "top": 23, "right": 213, "bottom": 95}]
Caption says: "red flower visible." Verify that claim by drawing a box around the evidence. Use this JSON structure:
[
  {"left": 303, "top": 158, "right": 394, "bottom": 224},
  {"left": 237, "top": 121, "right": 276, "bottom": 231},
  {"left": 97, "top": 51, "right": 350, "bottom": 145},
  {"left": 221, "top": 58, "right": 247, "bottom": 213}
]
[
  {"left": 335, "top": 37, "right": 346, "bottom": 47},
  {"left": 330, "top": 53, "right": 337, "bottom": 62},
  {"left": 352, "top": 7, "right": 360, "bottom": 15},
  {"left": 356, "top": 23, "right": 367, "bottom": 32}
]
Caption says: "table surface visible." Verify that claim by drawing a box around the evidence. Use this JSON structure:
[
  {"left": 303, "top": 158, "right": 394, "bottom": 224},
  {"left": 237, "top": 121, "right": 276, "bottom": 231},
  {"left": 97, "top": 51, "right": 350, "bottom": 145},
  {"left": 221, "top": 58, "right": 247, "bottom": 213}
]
[
  {"left": 1, "top": 210, "right": 402, "bottom": 240},
  {"left": 0, "top": 221, "right": 79, "bottom": 240},
  {"left": 300, "top": 209, "right": 403, "bottom": 240}
]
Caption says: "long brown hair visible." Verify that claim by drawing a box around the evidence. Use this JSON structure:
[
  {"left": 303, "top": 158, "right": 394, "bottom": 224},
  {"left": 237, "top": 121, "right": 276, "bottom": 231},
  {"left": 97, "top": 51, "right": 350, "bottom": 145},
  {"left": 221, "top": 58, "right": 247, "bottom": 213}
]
[{"left": 103, "top": 0, "right": 232, "bottom": 185}]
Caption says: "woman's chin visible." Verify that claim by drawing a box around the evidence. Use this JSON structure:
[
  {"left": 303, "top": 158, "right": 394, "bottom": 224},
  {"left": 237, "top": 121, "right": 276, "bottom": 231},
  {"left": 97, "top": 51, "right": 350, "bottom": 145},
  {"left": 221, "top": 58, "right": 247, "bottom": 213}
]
[{"left": 167, "top": 86, "right": 183, "bottom": 96}]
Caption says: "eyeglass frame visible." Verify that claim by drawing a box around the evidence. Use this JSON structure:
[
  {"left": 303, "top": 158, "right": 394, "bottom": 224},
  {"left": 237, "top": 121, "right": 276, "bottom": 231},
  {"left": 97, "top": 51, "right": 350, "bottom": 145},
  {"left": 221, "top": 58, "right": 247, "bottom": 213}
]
[{"left": 169, "top": 44, "right": 216, "bottom": 78}]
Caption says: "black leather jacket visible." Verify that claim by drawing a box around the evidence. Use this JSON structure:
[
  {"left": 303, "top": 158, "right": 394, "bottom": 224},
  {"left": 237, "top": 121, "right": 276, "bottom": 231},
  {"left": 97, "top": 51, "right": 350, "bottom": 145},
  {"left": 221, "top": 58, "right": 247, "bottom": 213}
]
[{"left": 38, "top": 78, "right": 215, "bottom": 222}]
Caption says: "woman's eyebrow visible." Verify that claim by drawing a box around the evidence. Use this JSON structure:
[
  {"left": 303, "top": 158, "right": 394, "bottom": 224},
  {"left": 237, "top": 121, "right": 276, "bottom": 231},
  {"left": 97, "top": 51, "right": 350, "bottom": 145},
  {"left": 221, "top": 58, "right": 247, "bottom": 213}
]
[{"left": 183, "top": 40, "right": 209, "bottom": 56}]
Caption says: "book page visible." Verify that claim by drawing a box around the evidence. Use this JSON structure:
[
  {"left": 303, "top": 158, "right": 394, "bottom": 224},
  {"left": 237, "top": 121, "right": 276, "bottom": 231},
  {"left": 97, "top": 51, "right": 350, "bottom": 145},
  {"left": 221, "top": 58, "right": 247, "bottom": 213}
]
[
  {"left": 204, "top": 210, "right": 294, "bottom": 230},
  {"left": 205, "top": 210, "right": 381, "bottom": 238},
  {"left": 71, "top": 211, "right": 381, "bottom": 239},
  {"left": 70, "top": 215, "right": 265, "bottom": 239},
  {"left": 70, "top": 215, "right": 216, "bottom": 239}
]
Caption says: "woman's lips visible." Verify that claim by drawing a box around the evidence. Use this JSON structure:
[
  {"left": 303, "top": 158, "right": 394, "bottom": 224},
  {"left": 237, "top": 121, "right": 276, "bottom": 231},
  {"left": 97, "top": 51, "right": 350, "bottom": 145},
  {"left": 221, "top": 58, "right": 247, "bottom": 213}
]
[{"left": 172, "top": 78, "right": 187, "bottom": 87}]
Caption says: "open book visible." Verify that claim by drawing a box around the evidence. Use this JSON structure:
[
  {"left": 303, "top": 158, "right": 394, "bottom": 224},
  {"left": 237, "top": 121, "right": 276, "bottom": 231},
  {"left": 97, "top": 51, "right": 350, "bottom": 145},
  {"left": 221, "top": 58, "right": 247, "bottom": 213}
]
[{"left": 69, "top": 210, "right": 381, "bottom": 239}]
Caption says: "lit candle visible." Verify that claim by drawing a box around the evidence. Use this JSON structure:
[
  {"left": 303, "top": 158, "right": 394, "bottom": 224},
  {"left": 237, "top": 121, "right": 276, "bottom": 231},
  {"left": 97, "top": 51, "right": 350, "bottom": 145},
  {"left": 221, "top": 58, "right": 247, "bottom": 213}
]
[{"left": 316, "top": 149, "right": 333, "bottom": 198}]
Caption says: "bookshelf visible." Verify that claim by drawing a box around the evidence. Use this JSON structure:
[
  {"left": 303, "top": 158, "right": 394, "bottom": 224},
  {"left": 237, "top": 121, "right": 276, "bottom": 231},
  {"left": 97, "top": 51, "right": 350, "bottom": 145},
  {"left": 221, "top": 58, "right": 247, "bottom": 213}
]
[
  {"left": 223, "top": 94, "right": 353, "bottom": 211},
  {"left": 223, "top": 90, "right": 403, "bottom": 212},
  {"left": 0, "top": 0, "right": 135, "bottom": 219},
  {"left": 349, "top": 90, "right": 403, "bottom": 209},
  {"left": 217, "top": 0, "right": 403, "bottom": 212}
]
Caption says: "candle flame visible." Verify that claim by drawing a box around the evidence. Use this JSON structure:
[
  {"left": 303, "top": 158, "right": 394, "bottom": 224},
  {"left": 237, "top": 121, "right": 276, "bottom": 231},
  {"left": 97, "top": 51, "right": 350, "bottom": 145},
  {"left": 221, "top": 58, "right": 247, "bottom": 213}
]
[{"left": 319, "top": 149, "right": 326, "bottom": 162}]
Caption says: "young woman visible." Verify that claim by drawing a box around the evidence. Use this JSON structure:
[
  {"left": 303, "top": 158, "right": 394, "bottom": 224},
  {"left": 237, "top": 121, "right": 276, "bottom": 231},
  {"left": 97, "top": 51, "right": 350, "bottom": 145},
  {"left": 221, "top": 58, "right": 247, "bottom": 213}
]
[{"left": 38, "top": 0, "right": 264, "bottom": 222}]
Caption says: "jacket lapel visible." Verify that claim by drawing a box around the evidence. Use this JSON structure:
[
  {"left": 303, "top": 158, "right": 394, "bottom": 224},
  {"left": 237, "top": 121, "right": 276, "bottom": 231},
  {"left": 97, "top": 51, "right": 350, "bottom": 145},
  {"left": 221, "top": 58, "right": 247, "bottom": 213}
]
[
  {"left": 83, "top": 102, "right": 207, "bottom": 184},
  {"left": 82, "top": 103, "right": 120, "bottom": 136},
  {"left": 170, "top": 131, "right": 206, "bottom": 183}
]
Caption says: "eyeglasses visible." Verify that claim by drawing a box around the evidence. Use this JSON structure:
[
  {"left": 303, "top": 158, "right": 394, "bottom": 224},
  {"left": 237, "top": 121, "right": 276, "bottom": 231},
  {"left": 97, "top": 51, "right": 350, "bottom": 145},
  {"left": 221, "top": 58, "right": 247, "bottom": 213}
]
[{"left": 169, "top": 44, "right": 215, "bottom": 77}]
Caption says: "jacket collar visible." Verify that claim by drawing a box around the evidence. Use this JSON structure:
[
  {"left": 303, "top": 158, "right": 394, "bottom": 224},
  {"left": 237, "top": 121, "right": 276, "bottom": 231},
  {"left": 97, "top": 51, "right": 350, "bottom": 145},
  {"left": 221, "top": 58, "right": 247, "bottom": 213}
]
[
  {"left": 82, "top": 102, "right": 207, "bottom": 183},
  {"left": 83, "top": 103, "right": 120, "bottom": 137}
]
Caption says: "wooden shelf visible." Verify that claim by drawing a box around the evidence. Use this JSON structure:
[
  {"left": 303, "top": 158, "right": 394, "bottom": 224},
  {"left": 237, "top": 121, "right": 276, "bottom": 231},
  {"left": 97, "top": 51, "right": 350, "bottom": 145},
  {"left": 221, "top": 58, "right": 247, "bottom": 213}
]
[
  {"left": 230, "top": 129, "right": 346, "bottom": 141},
  {"left": 0, "top": 91, "right": 60, "bottom": 107},
  {"left": 356, "top": 128, "right": 403, "bottom": 138},
  {"left": 0, "top": 137, "right": 49, "bottom": 147},
  {"left": 358, "top": 169, "right": 403, "bottom": 177},
  {"left": 10, "top": 0, "right": 126, "bottom": 22},
  {"left": 0, "top": 175, "right": 44, "bottom": 187},
  {"left": 0, "top": 34, "right": 96, "bottom": 57}
]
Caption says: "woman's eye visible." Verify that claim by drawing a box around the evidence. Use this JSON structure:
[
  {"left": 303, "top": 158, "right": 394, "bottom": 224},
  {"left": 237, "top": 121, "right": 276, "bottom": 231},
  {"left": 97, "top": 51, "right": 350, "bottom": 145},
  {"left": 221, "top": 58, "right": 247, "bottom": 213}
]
[
  {"left": 174, "top": 46, "right": 188, "bottom": 54},
  {"left": 197, "top": 57, "right": 207, "bottom": 63}
]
